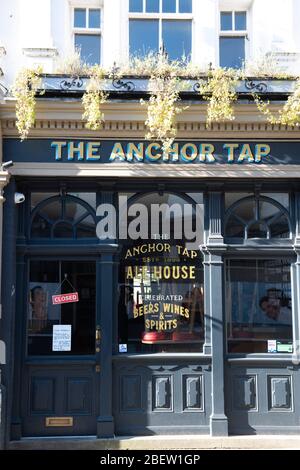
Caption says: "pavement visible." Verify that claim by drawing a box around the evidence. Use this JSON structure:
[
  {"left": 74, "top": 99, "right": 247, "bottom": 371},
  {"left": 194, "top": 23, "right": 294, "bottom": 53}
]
[{"left": 7, "top": 434, "right": 300, "bottom": 450}]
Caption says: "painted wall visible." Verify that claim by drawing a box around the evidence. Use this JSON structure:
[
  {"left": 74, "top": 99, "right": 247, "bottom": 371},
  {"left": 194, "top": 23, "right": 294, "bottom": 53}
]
[{"left": 0, "top": 0, "right": 300, "bottom": 89}]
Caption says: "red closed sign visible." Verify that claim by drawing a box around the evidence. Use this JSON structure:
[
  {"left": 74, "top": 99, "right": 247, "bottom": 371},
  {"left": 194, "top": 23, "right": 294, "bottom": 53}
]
[{"left": 52, "top": 292, "right": 79, "bottom": 305}]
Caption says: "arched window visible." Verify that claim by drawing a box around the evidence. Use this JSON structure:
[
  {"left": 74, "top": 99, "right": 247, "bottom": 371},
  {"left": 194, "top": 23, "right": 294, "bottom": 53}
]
[
  {"left": 30, "top": 194, "right": 96, "bottom": 239},
  {"left": 225, "top": 195, "right": 291, "bottom": 240}
]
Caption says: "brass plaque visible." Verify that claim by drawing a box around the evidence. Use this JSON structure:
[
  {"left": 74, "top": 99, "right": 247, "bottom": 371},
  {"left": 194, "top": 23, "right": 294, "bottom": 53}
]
[{"left": 45, "top": 417, "right": 73, "bottom": 427}]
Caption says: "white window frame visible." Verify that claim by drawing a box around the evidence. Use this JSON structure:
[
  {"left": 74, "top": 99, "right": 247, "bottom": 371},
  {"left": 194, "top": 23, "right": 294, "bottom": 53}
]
[
  {"left": 219, "top": 10, "right": 248, "bottom": 67},
  {"left": 72, "top": 5, "right": 102, "bottom": 64},
  {"left": 128, "top": 0, "right": 193, "bottom": 60}
]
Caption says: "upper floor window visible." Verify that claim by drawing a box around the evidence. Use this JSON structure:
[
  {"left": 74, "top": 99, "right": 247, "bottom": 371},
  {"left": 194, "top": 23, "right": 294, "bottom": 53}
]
[
  {"left": 73, "top": 7, "right": 101, "bottom": 65},
  {"left": 129, "top": 0, "right": 193, "bottom": 61},
  {"left": 219, "top": 11, "right": 247, "bottom": 68}
]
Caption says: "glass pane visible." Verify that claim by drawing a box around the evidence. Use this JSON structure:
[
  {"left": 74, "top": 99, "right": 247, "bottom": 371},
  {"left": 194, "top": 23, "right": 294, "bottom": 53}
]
[
  {"left": 162, "top": 20, "right": 192, "bottom": 61},
  {"left": 226, "top": 259, "right": 293, "bottom": 354},
  {"left": 129, "top": 0, "right": 143, "bottom": 12},
  {"left": 74, "top": 8, "right": 86, "bottom": 28},
  {"left": 220, "top": 12, "right": 232, "bottom": 30},
  {"left": 76, "top": 215, "right": 96, "bottom": 238},
  {"left": 65, "top": 199, "right": 87, "bottom": 221},
  {"left": 235, "top": 11, "right": 246, "bottom": 30},
  {"left": 247, "top": 222, "right": 268, "bottom": 238},
  {"left": 179, "top": 0, "right": 192, "bottom": 13},
  {"left": 226, "top": 215, "right": 245, "bottom": 238},
  {"left": 146, "top": 0, "right": 159, "bottom": 13},
  {"left": 75, "top": 34, "right": 101, "bottom": 65},
  {"left": 31, "top": 193, "right": 57, "bottom": 210},
  {"left": 69, "top": 192, "right": 97, "bottom": 210},
  {"left": 28, "top": 261, "right": 96, "bottom": 355},
  {"left": 129, "top": 19, "right": 159, "bottom": 58},
  {"left": 261, "top": 193, "right": 289, "bottom": 209},
  {"left": 89, "top": 9, "right": 101, "bottom": 28},
  {"left": 162, "top": 0, "right": 176, "bottom": 13},
  {"left": 37, "top": 199, "right": 62, "bottom": 222},
  {"left": 225, "top": 192, "right": 252, "bottom": 210},
  {"left": 220, "top": 36, "right": 245, "bottom": 69},
  {"left": 31, "top": 214, "right": 52, "bottom": 238},
  {"left": 53, "top": 222, "right": 74, "bottom": 238},
  {"left": 119, "top": 243, "right": 204, "bottom": 353},
  {"left": 270, "top": 214, "right": 290, "bottom": 239},
  {"left": 118, "top": 192, "right": 205, "bottom": 353},
  {"left": 233, "top": 198, "right": 255, "bottom": 222},
  {"left": 260, "top": 201, "right": 281, "bottom": 222}
]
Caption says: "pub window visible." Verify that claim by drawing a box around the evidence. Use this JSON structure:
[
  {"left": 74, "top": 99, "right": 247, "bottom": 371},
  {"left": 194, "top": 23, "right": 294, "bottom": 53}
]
[
  {"left": 226, "top": 259, "right": 293, "bottom": 354},
  {"left": 129, "top": 0, "right": 192, "bottom": 61},
  {"left": 73, "top": 7, "right": 101, "bottom": 65},
  {"left": 118, "top": 191, "right": 205, "bottom": 353},
  {"left": 224, "top": 194, "right": 291, "bottom": 241},
  {"left": 219, "top": 11, "right": 247, "bottom": 68},
  {"left": 30, "top": 193, "right": 96, "bottom": 239},
  {"left": 27, "top": 260, "right": 96, "bottom": 355}
]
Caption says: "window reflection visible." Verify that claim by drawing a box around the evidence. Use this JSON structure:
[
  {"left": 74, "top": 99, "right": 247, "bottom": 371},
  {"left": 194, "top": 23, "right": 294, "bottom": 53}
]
[{"left": 226, "top": 259, "right": 293, "bottom": 353}]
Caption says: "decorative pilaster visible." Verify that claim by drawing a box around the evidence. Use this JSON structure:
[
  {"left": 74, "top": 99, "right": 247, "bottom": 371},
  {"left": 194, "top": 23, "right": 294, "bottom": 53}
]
[
  {"left": 207, "top": 191, "right": 224, "bottom": 245},
  {"left": 292, "top": 250, "right": 300, "bottom": 365},
  {"left": 0, "top": 179, "right": 16, "bottom": 448},
  {"left": 96, "top": 186, "right": 118, "bottom": 437},
  {"left": 207, "top": 249, "right": 228, "bottom": 436}
]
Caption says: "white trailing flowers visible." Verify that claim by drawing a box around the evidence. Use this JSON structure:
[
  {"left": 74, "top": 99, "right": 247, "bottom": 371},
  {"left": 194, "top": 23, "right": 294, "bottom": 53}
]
[
  {"left": 82, "top": 65, "right": 108, "bottom": 130},
  {"left": 198, "top": 68, "right": 239, "bottom": 126},
  {"left": 11, "top": 57, "right": 300, "bottom": 141},
  {"left": 12, "top": 66, "right": 43, "bottom": 140},
  {"left": 141, "top": 63, "right": 186, "bottom": 153}
]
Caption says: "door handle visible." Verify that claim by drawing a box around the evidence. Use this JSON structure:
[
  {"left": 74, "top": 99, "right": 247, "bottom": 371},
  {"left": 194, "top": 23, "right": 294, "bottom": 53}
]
[{"left": 96, "top": 326, "right": 101, "bottom": 342}]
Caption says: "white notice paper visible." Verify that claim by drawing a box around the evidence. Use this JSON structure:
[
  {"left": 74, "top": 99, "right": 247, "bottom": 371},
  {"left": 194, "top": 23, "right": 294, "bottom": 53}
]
[{"left": 52, "top": 325, "right": 72, "bottom": 351}]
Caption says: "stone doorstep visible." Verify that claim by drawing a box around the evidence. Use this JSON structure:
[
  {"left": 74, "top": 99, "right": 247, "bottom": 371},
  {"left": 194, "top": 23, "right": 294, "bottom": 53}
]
[{"left": 8, "top": 435, "right": 300, "bottom": 450}]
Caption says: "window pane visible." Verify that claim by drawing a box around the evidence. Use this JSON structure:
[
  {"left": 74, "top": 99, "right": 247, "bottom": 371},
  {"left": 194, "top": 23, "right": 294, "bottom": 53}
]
[
  {"left": 179, "top": 0, "right": 192, "bottom": 13},
  {"left": 129, "top": 0, "right": 143, "bottom": 12},
  {"left": 31, "top": 214, "right": 52, "bottom": 238},
  {"left": 28, "top": 261, "right": 96, "bottom": 355},
  {"left": 162, "top": 0, "right": 176, "bottom": 13},
  {"left": 220, "top": 36, "right": 245, "bottom": 68},
  {"left": 247, "top": 222, "right": 268, "bottom": 238},
  {"left": 75, "top": 34, "right": 101, "bottom": 65},
  {"left": 233, "top": 198, "right": 255, "bottom": 222},
  {"left": 235, "top": 11, "right": 246, "bottom": 30},
  {"left": 270, "top": 214, "right": 290, "bottom": 239},
  {"left": 261, "top": 193, "right": 289, "bottom": 209},
  {"left": 226, "top": 215, "right": 245, "bottom": 238},
  {"left": 220, "top": 12, "right": 232, "bottom": 30},
  {"left": 226, "top": 259, "right": 293, "bottom": 354},
  {"left": 146, "top": 0, "right": 159, "bottom": 13},
  {"left": 162, "top": 20, "right": 192, "bottom": 61},
  {"left": 53, "top": 222, "right": 74, "bottom": 238},
  {"left": 76, "top": 215, "right": 96, "bottom": 238},
  {"left": 74, "top": 8, "right": 86, "bottom": 28},
  {"left": 119, "top": 244, "right": 204, "bottom": 353},
  {"left": 89, "top": 9, "right": 101, "bottom": 28},
  {"left": 129, "top": 19, "right": 159, "bottom": 58},
  {"left": 118, "top": 192, "right": 205, "bottom": 353}
]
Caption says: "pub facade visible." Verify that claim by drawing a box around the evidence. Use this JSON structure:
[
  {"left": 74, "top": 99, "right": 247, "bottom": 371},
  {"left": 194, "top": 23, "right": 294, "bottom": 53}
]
[{"left": 1, "top": 79, "right": 300, "bottom": 444}]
